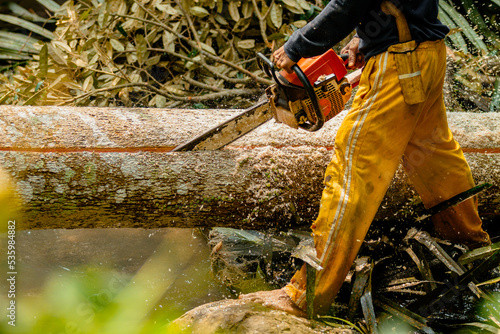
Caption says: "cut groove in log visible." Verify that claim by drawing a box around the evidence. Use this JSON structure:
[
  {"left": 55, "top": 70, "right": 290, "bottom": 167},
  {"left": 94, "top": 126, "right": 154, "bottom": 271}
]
[{"left": 0, "top": 106, "right": 498, "bottom": 230}]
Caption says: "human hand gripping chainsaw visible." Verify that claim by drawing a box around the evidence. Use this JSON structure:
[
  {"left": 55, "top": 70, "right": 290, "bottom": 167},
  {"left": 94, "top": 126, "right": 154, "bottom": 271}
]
[{"left": 173, "top": 49, "right": 362, "bottom": 151}]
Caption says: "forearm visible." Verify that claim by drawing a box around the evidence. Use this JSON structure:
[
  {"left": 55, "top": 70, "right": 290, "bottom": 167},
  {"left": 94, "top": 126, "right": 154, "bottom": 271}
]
[{"left": 284, "top": 0, "right": 372, "bottom": 62}]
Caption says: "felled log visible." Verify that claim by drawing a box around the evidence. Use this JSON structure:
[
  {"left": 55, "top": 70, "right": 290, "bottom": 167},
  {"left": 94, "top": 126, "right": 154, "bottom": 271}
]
[
  {"left": 169, "top": 298, "right": 355, "bottom": 334},
  {"left": 0, "top": 105, "right": 498, "bottom": 230}
]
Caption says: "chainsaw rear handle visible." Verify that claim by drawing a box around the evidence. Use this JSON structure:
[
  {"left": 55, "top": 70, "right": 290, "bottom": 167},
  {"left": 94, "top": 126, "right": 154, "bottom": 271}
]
[
  {"left": 256, "top": 52, "right": 281, "bottom": 89},
  {"left": 257, "top": 52, "right": 324, "bottom": 132}
]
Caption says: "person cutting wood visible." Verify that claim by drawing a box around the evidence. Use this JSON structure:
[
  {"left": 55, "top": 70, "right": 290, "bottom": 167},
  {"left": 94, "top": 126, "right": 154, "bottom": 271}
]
[{"left": 240, "top": 0, "right": 491, "bottom": 317}]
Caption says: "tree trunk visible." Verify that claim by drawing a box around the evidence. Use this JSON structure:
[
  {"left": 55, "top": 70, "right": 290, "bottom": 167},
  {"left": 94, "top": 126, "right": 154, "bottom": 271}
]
[{"left": 0, "top": 106, "right": 498, "bottom": 230}]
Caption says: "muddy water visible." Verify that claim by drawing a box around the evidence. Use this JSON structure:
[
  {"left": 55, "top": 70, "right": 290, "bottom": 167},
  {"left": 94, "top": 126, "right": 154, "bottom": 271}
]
[{"left": 7, "top": 228, "right": 235, "bottom": 326}]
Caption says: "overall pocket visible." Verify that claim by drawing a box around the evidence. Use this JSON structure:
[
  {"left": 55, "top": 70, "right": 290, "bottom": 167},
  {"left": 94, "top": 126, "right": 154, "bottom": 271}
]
[{"left": 388, "top": 40, "right": 426, "bottom": 105}]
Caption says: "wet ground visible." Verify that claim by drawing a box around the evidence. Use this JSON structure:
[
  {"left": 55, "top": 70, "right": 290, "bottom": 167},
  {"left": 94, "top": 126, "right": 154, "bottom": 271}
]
[{"left": 1, "top": 228, "right": 237, "bottom": 331}]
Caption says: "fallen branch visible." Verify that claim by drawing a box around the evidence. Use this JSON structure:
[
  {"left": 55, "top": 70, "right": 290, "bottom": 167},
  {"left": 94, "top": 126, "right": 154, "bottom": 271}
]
[{"left": 62, "top": 82, "right": 261, "bottom": 105}]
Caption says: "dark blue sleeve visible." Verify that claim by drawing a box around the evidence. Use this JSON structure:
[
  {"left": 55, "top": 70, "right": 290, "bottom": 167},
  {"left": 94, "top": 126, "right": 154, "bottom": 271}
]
[{"left": 284, "top": 0, "right": 374, "bottom": 62}]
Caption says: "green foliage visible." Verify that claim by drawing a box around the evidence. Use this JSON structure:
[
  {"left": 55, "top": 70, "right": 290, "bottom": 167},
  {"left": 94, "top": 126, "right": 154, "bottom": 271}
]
[
  {"left": 0, "top": 0, "right": 321, "bottom": 107},
  {"left": 0, "top": 266, "right": 184, "bottom": 334},
  {"left": 456, "top": 292, "right": 500, "bottom": 333},
  {"left": 439, "top": 1, "right": 500, "bottom": 112},
  {"left": 0, "top": 0, "right": 498, "bottom": 109},
  {"left": 439, "top": 0, "right": 500, "bottom": 54},
  {"left": 0, "top": 0, "right": 59, "bottom": 61}
]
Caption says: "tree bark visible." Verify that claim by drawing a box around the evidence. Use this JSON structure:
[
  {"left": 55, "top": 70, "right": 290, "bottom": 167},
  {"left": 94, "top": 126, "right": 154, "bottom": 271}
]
[{"left": 0, "top": 106, "right": 498, "bottom": 230}]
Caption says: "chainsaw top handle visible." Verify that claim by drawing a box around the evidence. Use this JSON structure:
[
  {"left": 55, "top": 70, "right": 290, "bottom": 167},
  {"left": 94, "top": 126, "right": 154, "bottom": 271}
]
[{"left": 257, "top": 52, "right": 324, "bottom": 132}]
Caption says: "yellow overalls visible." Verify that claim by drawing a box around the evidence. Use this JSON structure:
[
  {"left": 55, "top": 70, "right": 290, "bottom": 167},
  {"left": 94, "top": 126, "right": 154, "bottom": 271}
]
[{"left": 284, "top": 39, "right": 491, "bottom": 315}]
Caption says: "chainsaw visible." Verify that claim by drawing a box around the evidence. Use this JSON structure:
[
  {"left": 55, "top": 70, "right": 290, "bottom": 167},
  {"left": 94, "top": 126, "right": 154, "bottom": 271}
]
[{"left": 172, "top": 49, "right": 362, "bottom": 151}]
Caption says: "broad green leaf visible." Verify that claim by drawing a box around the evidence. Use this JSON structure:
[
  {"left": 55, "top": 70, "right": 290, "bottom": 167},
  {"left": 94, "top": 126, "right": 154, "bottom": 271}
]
[
  {"left": 110, "top": 38, "right": 125, "bottom": 52},
  {"left": 48, "top": 43, "right": 68, "bottom": 66},
  {"left": 190, "top": 6, "right": 210, "bottom": 17},
  {"left": 145, "top": 55, "right": 161, "bottom": 66},
  {"left": 185, "top": 55, "right": 201, "bottom": 70},
  {"left": 126, "top": 42, "right": 137, "bottom": 64},
  {"left": 155, "top": 94, "right": 166, "bottom": 108},
  {"left": 82, "top": 76, "right": 94, "bottom": 92},
  {"left": 89, "top": 53, "right": 99, "bottom": 66},
  {"left": 295, "top": 0, "right": 311, "bottom": 10},
  {"left": 268, "top": 32, "right": 287, "bottom": 40},
  {"left": 97, "top": 1, "right": 108, "bottom": 28},
  {"left": 270, "top": 3, "right": 282, "bottom": 29},
  {"left": 35, "top": 81, "right": 44, "bottom": 92},
  {"left": 242, "top": 1, "right": 253, "bottom": 18},
  {"left": 52, "top": 40, "right": 72, "bottom": 54},
  {"left": 165, "top": 86, "right": 187, "bottom": 95},
  {"left": 135, "top": 34, "right": 148, "bottom": 65},
  {"left": 162, "top": 31, "right": 175, "bottom": 53},
  {"left": 282, "top": 0, "right": 304, "bottom": 14},
  {"left": 192, "top": 102, "right": 208, "bottom": 109},
  {"left": 293, "top": 20, "right": 307, "bottom": 28},
  {"left": 74, "top": 58, "right": 87, "bottom": 67},
  {"left": 233, "top": 17, "right": 252, "bottom": 32},
  {"left": 39, "top": 43, "right": 48, "bottom": 78},
  {"left": 200, "top": 42, "right": 216, "bottom": 55},
  {"left": 0, "top": 14, "right": 54, "bottom": 39},
  {"left": 284, "top": 5, "right": 304, "bottom": 14},
  {"left": 147, "top": 29, "right": 161, "bottom": 44},
  {"left": 228, "top": 1, "right": 240, "bottom": 22},
  {"left": 80, "top": 8, "right": 91, "bottom": 21},
  {"left": 216, "top": 0, "right": 223, "bottom": 13},
  {"left": 215, "top": 14, "right": 228, "bottom": 25},
  {"left": 237, "top": 39, "right": 255, "bottom": 49},
  {"left": 156, "top": 3, "right": 178, "bottom": 15}
]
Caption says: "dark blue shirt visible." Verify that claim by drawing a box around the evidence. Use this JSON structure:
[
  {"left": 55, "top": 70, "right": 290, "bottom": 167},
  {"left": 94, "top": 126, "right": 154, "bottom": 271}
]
[{"left": 284, "top": 0, "right": 449, "bottom": 62}]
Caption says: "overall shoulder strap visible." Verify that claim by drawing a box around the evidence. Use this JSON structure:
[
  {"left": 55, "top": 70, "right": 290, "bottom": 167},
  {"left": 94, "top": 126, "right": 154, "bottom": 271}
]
[{"left": 381, "top": 0, "right": 412, "bottom": 42}]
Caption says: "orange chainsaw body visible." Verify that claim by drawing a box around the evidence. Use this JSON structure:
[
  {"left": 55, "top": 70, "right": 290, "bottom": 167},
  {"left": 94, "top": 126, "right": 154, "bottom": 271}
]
[
  {"left": 266, "top": 49, "right": 353, "bottom": 129},
  {"left": 279, "top": 49, "right": 348, "bottom": 87}
]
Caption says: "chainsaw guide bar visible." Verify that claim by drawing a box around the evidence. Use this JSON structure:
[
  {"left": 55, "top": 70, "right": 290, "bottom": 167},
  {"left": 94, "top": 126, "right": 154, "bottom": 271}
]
[
  {"left": 173, "top": 51, "right": 362, "bottom": 152},
  {"left": 172, "top": 100, "right": 272, "bottom": 151}
]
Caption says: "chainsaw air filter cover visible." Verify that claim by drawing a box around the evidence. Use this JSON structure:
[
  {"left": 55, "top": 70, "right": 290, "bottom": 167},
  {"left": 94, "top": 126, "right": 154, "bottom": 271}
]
[{"left": 279, "top": 49, "right": 348, "bottom": 87}]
